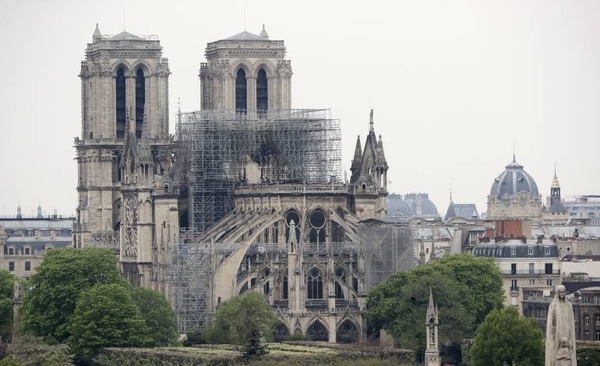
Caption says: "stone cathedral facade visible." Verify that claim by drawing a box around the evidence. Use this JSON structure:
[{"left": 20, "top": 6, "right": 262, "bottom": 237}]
[
  {"left": 74, "top": 24, "right": 177, "bottom": 292},
  {"left": 73, "top": 25, "right": 404, "bottom": 342}
]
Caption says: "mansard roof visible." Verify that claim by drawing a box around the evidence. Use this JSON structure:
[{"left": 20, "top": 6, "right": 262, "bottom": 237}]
[{"left": 445, "top": 203, "right": 479, "bottom": 220}]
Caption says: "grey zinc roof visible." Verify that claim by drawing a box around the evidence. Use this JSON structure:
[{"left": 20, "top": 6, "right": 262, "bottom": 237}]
[
  {"left": 472, "top": 241, "right": 559, "bottom": 258},
  {"left": 404, "top": 194, "right": 439, "bottom": 216},
  {"left": 226, "top": 31, "right": 265, "bottom": 41},
  {"left": 109, "top": 31, "right": 143, "bottom": 41},
  {"left": 490, "top": 157, "right": 539, "bottom": 198},
  {"left": 445, "top": 203, "right": 479, "bottom": 220},
  {"left": 547, "top": 200, "right": 568, "bottom": 213},
  {"left": 387, "top": 194, "right": 412, "bottom": 217}
]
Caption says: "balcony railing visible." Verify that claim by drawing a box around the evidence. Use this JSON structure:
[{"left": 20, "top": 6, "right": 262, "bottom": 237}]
[{"left": 503, "top": 269, "right": 560, "bottom": 275}]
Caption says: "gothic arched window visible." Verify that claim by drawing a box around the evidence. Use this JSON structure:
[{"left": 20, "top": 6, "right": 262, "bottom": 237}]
[
  {"left": 282, "top": 273, "right": 289, "bottom": 300},
  {"left": 256, "top": 68, "right": 268, "bottom": 115},
  {"left": 309, "top": 209, "right": 326, "bottom": 245},
  {"left": 135, "top": 68, "right": 145, "bottom": 138},
  {"left": 235, "top": 68, "right": 247, "bottom": 113},
  {"left": 307, "top": 268, "right": 323, "bottom": 299},
  {"left": 116, "top": 68, "right": 126, "bottom": 138}
]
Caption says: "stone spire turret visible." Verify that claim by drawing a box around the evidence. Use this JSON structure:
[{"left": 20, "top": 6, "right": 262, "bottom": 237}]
[
  {"left": 424, "top": 288, "right": 440, "bottom": 366},
  {"left": 92, "top": 23, "right": 102, "bottom": 42},
  {"left": 350, "top": 135, "right": 362, "bottom": 182},
  {"left": 259, "top": 24, "right": 269, "bottom": 39}
]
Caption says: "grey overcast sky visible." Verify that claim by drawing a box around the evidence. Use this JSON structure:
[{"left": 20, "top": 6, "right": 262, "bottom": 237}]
[{"left": 1, "top": 0, "right": 599, "bottom": 218}]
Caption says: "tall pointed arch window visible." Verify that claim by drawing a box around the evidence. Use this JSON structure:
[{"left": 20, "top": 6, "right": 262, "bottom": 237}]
[
  {"left": 135, "top": 68, "right": 145, "bottom": 138},
  {"left": 235, "top": 68, "right": 247, "bottom": 113},
  {"left": 115, "top": 68, "right": 126, "bottom": 138},
  {"left": 256, "top": 68, "right": 268, "bottom": 115},
  {"left": 307, "top": 268, "right": 323, "bottom": 299}
]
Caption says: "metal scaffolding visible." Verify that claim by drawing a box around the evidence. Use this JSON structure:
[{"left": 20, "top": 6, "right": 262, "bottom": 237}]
[
  {"left": 169, "top": 109, "right": 343, "bottom": 332},
  {"left": 358, "top": 220, "right": 416, "bottom": 291},
  {"left": 175, "top": 109, "right": 342, "bottom": 233}
]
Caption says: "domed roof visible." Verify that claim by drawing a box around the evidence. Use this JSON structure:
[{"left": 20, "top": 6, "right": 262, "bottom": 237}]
[
  {"left": 387, "top": 194, "right": 412, "bottom": 217},
  {"left": 490, "top": 155, "right": 539, "bottom": 198},
  {"left": 403, "top": 193, "right": 439, "bottom": 216}
]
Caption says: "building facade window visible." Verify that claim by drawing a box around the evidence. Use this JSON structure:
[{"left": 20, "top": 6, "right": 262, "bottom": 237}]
[
  {"left": 511, "top": 263, "right": 517, "bottom": 275},
  {"left": 24, "top": 247, "right": 30, "bottom": 255},
  {"left": 116, "top": 67, "right": 126, "bottom": 138},
  {"left": 256, "top": 68, "right": 268, "bottom": 114},
  {"left": 511, "top": 279, "right": 518, "bottom": 291},
  {"left": 135, "top": 68, "right": 145, "bottom": 138},
  {"left": 25, "top": 261, "right": 31, "bottom": 271},
  {"left": 545, "top": 263, "right": 553, "bottom": 274},
  {"left": 235, "top": 68, "right": 247, "bottom": 113},
  {"left": 547, "top": 278, "right": 553, "bottom": 286},
  {"left": 529, "top": 263, "right": 535, "bottom": 274},
  {"left": 307, "top": 268, "right": 323, "bottom": 299},
  {"left": 8, "top": 262, "right": 14, "bottom": 272},
  {"left": 7, "top": 247, "right": 13, "bottom": 255}
]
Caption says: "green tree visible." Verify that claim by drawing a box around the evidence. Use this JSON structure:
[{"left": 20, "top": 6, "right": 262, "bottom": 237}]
[
  {"left": 3, "top": 335, "right": 73, "bottom": 366},
  {"left": 68, "top": 283, "right": 150, "bottom": 364},
  {"left": 130, "top": 287, "right": 178, "bottom": 347},
  {"left": 470, "top": 306, "right": 543, "bottom": 366},
  {"left": 432, "top": 254, "right": 504, "bottom": 324},
  {"left": 367, "top": 254, "right": 504, "bottom": 351},
  {"left": 20, "top": 247, "right": 124, "bottom": 344},
  {"left": 0, "top": 270, "right": 15, "bottom": 341},
  {"left": 205, "top": 291, "right": 277, "bottom": 345}
]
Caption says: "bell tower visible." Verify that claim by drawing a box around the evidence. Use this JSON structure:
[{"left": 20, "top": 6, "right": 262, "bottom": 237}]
[
  {"left": 74, "top": 24, "right": 171, "bottom": 251},
  {"left": 199, "top": 25, "right": 292, "bottom": 114}
]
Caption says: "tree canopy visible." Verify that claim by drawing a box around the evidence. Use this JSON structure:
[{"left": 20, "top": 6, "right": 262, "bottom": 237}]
[
  {"left": 204, "top": 291, "right": 278, "bottom": 345},
  {"left": 2, "top": 335, "right": 73, "bottom": 366},
  {"left": 470, "top": 306, "right": 544, "bottom": 366},
  {"left": 69, "top": 283, "right": 150, "bottom": 364},
  {"left": 367, "top": 254, "right": 504, "bottom": 351},
  {"left": 20, "top": 247, "right": 124, "bottom": 343},
  {"left": 0, "top": 270, "right": 14, "bottom": 341},
  {"left": 130, "top": 287, "right": 178, "bottom": 347}
]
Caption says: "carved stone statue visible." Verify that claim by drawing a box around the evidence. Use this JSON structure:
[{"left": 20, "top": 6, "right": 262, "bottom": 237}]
[{"left": 545, "top": 285, "right": 577, "bottom": 366}]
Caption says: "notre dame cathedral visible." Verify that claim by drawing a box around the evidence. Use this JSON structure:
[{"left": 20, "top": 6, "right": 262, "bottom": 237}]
[{"left": 74, "top": 24, "right": 415, "bottom": 342}]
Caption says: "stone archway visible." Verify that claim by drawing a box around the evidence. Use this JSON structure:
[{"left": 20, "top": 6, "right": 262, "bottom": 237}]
[
  {"left": 273, "top": 322, "right": 290, "bottom": 342},
  {"left": 306, "top": 319, "right": 328, "bottom": 342},
  {"left": 336, "top": 318, "right": 359, "bottom": 343}
]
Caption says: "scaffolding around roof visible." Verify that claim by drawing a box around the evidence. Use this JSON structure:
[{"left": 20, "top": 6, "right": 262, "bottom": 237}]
[{"left": 175, "top": 109, "right": 342, "bottom": 234}]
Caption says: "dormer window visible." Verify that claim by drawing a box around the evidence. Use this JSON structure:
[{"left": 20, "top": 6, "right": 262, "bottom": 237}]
[
  {"left": 510, "top": 247, "right": 516, "bottom": 256},
  {"left": 528, "top": 247, "right": 534, "bottom": 255}
]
